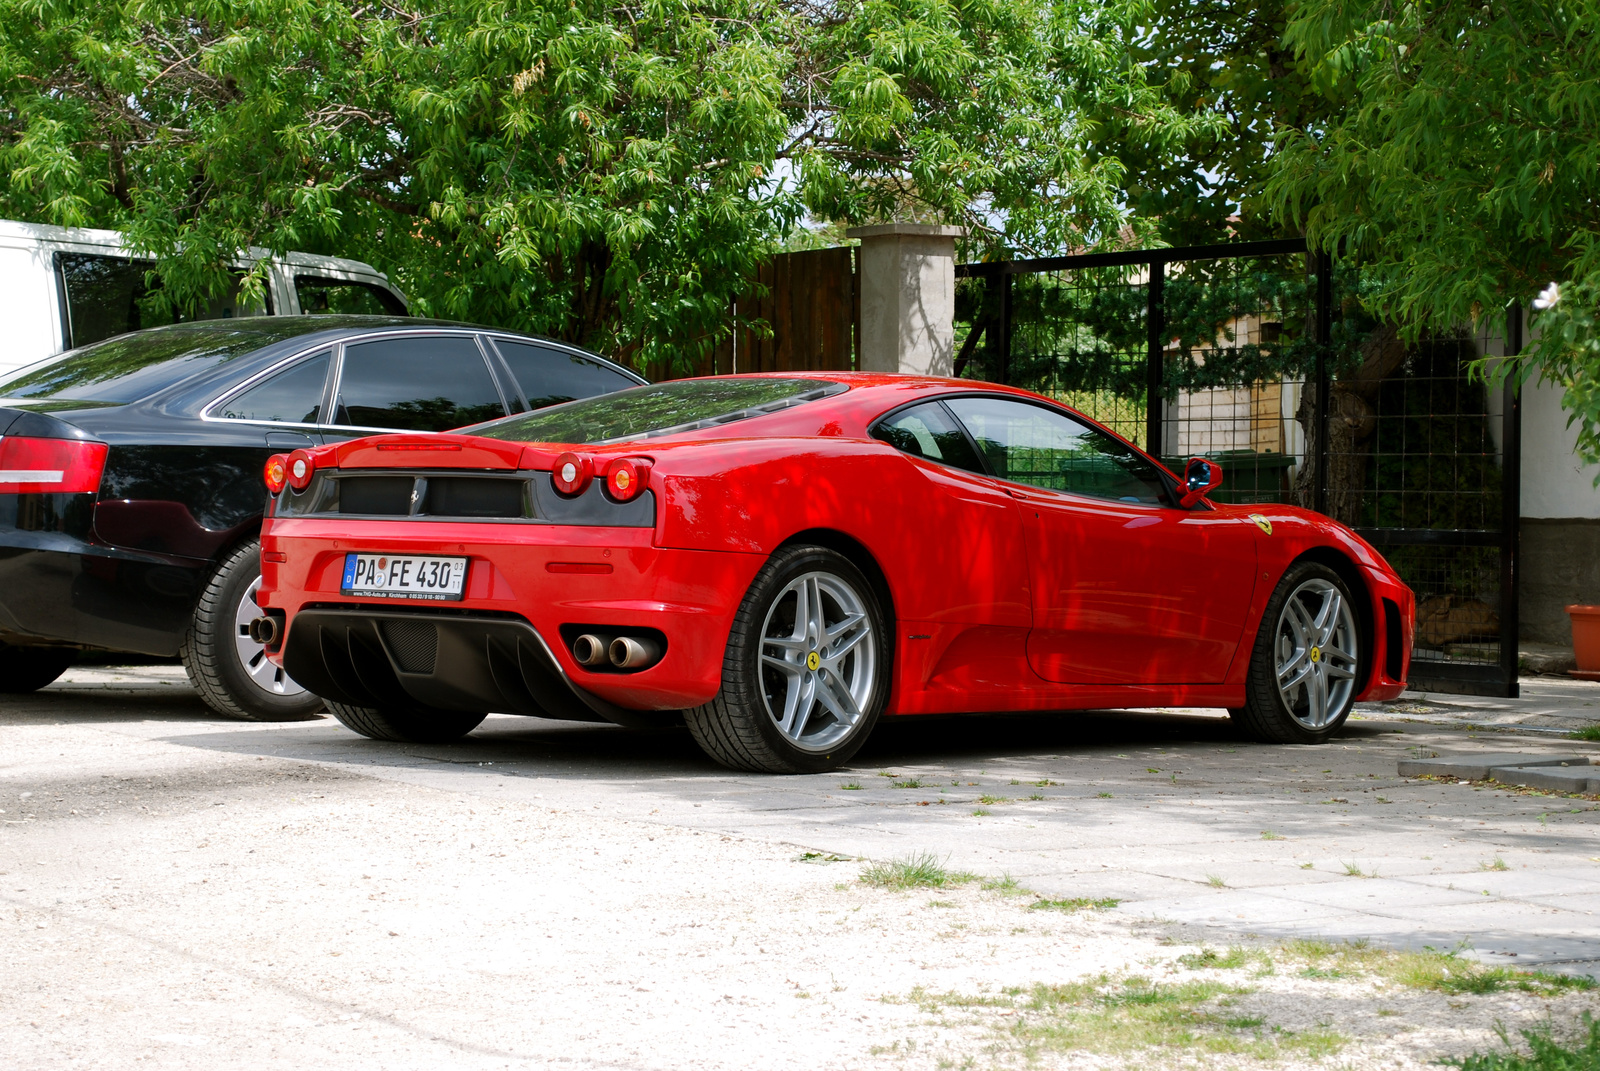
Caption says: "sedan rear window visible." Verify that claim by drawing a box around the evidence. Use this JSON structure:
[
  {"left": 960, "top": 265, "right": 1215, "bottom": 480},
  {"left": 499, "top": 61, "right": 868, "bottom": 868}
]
[
  {"left": 0, "top": 320, "right": 342, "bottom": 403},
  {"left": 467, "top": 378, "right": 846, "bottom": 445}
]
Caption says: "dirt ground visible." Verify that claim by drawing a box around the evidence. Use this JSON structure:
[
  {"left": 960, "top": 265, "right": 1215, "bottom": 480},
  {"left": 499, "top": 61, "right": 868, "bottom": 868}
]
[{"left": 3, "top": 668, "right": 1598, "bottom": 1069}]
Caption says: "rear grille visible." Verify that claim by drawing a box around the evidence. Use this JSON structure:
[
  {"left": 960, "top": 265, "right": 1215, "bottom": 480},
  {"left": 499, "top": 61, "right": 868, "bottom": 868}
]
[
  {"left": 339, "top": 476, "right": 414, "bottom": 516},
  {"left": 423, "top": 477, "right": 525, "bottom": 517},
  {"left": 379, "top": 619, "right": 438, "bottom": 673}
]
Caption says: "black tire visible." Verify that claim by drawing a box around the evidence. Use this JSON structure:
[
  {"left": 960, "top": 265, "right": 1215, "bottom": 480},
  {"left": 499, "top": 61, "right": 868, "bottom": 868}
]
[
  {"left": 324, "top": 700, "right": 487, "bottom": 744},
  {"left": 685, "top": 544, "right": 889, "bottom": 774},
  {"left": 179, "top": 540, "right": 324, "bottom": 721},
  {"left": 1231, "top": 561, "right": 1364, "bottom": 745},
  {"left": 0, "top": 643, "right": 76, "bottom": 693}
]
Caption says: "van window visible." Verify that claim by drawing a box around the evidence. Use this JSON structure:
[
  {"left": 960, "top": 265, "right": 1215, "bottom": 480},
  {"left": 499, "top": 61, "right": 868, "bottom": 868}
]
[
  {"left": 296, "top": 276, "right": 405, "bottom": 316},
  {"left": 56, "top": 253, "right": 271, "bottom": 350}
]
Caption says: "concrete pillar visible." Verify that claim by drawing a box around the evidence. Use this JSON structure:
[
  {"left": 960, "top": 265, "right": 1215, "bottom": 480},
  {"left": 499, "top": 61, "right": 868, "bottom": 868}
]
[{"left": 845, "top": 223, "right": 966, "bottom": 376}]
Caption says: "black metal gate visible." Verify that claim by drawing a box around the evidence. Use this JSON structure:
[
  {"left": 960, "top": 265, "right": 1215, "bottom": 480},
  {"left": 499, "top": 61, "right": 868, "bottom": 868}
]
[{"left": 955, "top": 241, "right": 1522, "bottom": 697}]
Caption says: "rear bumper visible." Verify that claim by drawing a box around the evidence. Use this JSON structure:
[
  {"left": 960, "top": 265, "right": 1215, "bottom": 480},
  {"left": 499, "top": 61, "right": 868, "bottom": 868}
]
[
  {"left": 260, "top": 517, "right": 764, "bottom": 711},
  {"left": 0, "top": 532, "right": 203, "bottom": 656}
]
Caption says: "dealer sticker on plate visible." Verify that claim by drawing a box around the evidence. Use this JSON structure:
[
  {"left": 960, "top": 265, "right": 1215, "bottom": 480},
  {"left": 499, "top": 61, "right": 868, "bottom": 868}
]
[{"left": 341, "top": 553, "right": 468, "bottom": 601}]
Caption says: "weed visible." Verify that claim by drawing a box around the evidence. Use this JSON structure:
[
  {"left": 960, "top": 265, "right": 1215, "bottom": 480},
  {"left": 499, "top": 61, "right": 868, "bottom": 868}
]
[
  {"left": 797, "top": 851, "right": 850, "bottom": 864},
  {"left": 1570, "top": 725, "right": 1600, "bottom": 742},
  {"left": 977, "top": 795, "right": 1011, "bottom": 805},
  {"left": 981, "top": 874, "right": 1027, "bottom": 896},
  {"left": 892, "top": 778, "right": 926, "bottom": 789},
  {"left": 1034, "top": 779, "right": 1061, "bottom": 787},
  {"left": 1029, "top": 897, "right": 1120, "bottom": 912},
  {"left": 876, "top": 771, "right": 897, "bottom": 778},
  {"left": 840, "top": 781, "right": 862, "bottom": 791},
  {"left": 1146, "top": 767, "right": 1161, "bottom": 773},
  {"left": 1097, "top": 791, "right": 1113, "bottom": 798},
  {"left": 1280, "top": 938, "right": 1596, "bottom": 996},
  {"left": 1028, "top": 793, "right": 1045, "bottom": 801},
  {"left": 1482, "top": 857, "right": 1511, "bottom": 872},
  {"left": 1342, "top": 860, "right": 1376, "bottom": 878},
  {"left": 1300, "top": 861, "right": 1315, "bottom": 869},
  {"left": 1260, "top": 830, "right": 1285, "bottom": 840},
  {"left": 1450, "top": 1015, "right": 1600, "bottom": 1071},
  {"left": 859, "top": 852, "right": 976, "bottom": 890},
  {"left": 1177, "top": 947, "right": 1251, "bottom": 971},
  {"left": 1206, "top": 873, "right": 1226, "bottom": 888}
]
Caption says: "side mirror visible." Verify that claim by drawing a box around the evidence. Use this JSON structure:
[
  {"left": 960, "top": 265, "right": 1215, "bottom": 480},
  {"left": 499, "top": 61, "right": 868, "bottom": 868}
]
[{"left": 1179, "top": 457, "right": 1223, "bottom": 507}]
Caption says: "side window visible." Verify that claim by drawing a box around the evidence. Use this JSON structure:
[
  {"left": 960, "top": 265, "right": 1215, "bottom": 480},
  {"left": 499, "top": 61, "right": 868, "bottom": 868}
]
[
  {"left": 56, "top": 254, "right": 271, "bottom": 350},
  {"left": 334, "top": 336, "right": 506, "bottom": 431},
  {"left": 56, "top": 254, "right": 176, "bottom": 348},
  {"left": 944, "top": 396, "right": 1170, "bottom": 505},
  {"left": 871, "top": 402, "right": 985, "bottom": 474},
  {"left": 491, "top": 339, "right": 637, "bottom": 410},
  {"left": 216, "top": 351, "right": 330, "bottom": 424},
  {"left": 296, "top": 276, "right": 406, "bottom": 316}
]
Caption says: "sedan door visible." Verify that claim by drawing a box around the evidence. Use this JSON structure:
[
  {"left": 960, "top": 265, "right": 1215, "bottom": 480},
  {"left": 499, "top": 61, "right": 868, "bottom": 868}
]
[{"left": 943, "top": 396, "right": 1259, "bottom": 686}]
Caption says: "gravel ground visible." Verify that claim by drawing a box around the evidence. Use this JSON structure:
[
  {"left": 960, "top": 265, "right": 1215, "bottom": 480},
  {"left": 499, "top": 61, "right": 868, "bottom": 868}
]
[{"left": 3, "top": 670, "right": 1597, "bottom": 1070}]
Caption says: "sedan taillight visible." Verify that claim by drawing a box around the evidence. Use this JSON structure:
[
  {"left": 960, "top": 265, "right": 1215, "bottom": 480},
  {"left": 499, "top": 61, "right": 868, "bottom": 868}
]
[{"left": 0, "top": 436, "right": 109, "bottom": 494}]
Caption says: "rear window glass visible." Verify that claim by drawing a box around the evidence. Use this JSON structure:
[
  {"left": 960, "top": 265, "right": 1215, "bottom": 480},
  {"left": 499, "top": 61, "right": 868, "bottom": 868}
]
[
  {"left": 468, "top": 378, "right": 846, "bottom": 444},
  {"left": 0, "top": 321, "right": 338, "bottom": 403}
]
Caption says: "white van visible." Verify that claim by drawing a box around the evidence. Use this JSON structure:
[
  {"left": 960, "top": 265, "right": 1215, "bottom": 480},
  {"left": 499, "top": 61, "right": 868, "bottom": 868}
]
[{"left": 0, "top": 218, "right": 408, "bottom": 377}]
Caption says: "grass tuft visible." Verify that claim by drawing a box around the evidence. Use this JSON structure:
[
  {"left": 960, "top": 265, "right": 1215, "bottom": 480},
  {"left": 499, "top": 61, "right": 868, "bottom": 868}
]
[
  {"left": 1029, "top": 896, "right": 1120, "bottom": 913},
  {"left": 1260, "top": 829, "right": 1285, "bottom": 840},
  {"left": 892, "top": 778, "right": 926, "bottom": 789},
  {"left": 1449, "top": 1013, "right": 1600, "bottom": 1071},
  {"left": 839, "top": 781, "right": 861, "bottom": 790},
  {"left": 1482, "top": 856, "right": 1511, "bottom": 872},
  {"left": 859, "top": 852, "right": 976, "bottom": 891},
  {"left": 1570, "top": 725, "right": 1600, "bottom": 741},
  {"left": 1206, "top": 873, "right": 1226, "bottom": 888}
]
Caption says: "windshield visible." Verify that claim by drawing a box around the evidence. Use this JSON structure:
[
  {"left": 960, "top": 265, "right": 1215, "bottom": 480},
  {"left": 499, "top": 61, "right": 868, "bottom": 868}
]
[
  {"left": 468, "top": 378, "right": 847, "bottom": 444},
  {"left": 0, "top": 319, "right": 374, "bottom": 404}
]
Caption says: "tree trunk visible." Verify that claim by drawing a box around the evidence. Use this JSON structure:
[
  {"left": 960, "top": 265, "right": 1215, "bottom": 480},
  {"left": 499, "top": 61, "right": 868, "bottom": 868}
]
[{"left": 1293, "top": 324, "right": 1408, "bottom": 525}]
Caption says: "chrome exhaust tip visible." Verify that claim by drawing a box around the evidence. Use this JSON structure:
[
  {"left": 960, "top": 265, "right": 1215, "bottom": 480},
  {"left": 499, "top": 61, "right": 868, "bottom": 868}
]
[
  {"left": 572, "top": 634, "right": 609, "bottom": 666},
  {"left": 609, "top": 636, "right": 661, "bottom": 669},
  {"left": 248, "top": 616, "right": 280, "bottom": 646}
]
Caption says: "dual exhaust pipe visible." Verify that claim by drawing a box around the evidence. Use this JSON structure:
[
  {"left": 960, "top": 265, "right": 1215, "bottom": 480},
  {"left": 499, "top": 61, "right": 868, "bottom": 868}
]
[
  {"left": 247, "top": 616, "right": 281, "bottom": 647},
  {"left": 572, "top": 633, "right": 662, "bottom": 671}
]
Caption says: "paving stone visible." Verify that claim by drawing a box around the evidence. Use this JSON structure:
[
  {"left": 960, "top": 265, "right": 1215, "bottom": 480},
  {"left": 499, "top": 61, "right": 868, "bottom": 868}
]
[
  {"left": 1487, "top": 764, "right": 1600, "bottom": 793},
  {"left": 1397, "top": 752, "right": 1587, "bottom": 780}
]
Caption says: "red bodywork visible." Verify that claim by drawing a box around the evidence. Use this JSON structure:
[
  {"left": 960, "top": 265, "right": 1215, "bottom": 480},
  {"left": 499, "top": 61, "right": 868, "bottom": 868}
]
[{"left": 259, "top": 375, "right": 1413, "bottom": 716}]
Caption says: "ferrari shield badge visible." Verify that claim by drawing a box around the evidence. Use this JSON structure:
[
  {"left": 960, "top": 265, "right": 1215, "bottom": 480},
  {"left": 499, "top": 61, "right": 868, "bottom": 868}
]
[{"left": 1249, "top": 514, "right": 1273, "bottom": 535}]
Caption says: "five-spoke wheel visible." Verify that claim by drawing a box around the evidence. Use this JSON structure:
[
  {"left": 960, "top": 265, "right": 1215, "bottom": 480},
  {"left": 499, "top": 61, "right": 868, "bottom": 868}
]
[
  {"left": 687, "top": 545, "right": 888, "bottom": 772},
  {"left": 1233, "top": 561, "right": 1363, "bottom": 744}
]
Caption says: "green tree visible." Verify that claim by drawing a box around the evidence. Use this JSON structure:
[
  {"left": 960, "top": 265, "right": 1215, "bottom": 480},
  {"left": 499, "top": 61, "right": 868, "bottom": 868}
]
[
  {"left": 0, "top": 0, "right": 1208, "bottom": 371},
  {"left": 1265, "top": 0, "right": 1600, "bottom": 469}
]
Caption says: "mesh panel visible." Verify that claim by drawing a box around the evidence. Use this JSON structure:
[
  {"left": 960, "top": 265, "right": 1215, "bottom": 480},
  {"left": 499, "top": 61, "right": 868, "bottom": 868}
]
[{"left": 379, "top": 619, "right": 438, "bottom": 674}]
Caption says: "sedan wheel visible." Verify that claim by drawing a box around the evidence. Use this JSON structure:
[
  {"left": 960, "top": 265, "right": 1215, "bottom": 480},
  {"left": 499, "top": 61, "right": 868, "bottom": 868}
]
[
  {"left": 687, "top": 545, "right": 888, "bottom": 773},
  {"left": 180, "top": 540, "right": 324, "bottom": 721},
  {"left": 1232, "top": 562, "right": 1363, "bottom": 744}
]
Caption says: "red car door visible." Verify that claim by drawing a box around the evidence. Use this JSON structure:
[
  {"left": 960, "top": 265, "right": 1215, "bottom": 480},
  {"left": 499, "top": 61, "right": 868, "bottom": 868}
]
[{"left": 943, "top": 396, "right": 1259, "bottom": 686}]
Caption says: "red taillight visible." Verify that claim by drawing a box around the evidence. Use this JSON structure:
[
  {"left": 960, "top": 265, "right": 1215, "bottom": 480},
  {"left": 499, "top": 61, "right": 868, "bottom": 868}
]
[
  {"left": 264, "top": 454, "right": 289, "bottom": 494},
  {"left": 552, "top": 451, "right": 593, "bottom": 497},
  {"left": 0, "top": 436, "right": 108, "bottom": 494},
  {"left": 604, "top": 457, "right": 652, "bottom": 503},
  {"left": 286, "top": 448, "right": 316, "bottom": 491}
]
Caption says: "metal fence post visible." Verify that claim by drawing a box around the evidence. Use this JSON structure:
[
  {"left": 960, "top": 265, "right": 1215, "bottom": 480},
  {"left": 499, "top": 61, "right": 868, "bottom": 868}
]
[
  {"left": 1499, "top": 301, "right": 1523, "bottom": 697},
  {"left": 1146, "top": 260, "right": 1166, "bottom": 456},
  {"left": 995, "top": 271, "right": 1012, "bottom": 386},
  {"left": 1312, "top": 251, "right": 1332, "bottom": 515}
]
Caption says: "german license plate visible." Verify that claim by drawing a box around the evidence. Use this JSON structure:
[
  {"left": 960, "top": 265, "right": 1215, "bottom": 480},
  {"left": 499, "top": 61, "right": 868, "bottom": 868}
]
[{"left": 341, "top": 553, "right": 468, "bottom": 601}]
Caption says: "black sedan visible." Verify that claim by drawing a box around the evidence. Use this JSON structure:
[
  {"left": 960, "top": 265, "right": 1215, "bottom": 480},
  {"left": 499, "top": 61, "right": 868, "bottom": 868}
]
[{"left": 0, "top": 316, "right": 643, "bottom": 718}]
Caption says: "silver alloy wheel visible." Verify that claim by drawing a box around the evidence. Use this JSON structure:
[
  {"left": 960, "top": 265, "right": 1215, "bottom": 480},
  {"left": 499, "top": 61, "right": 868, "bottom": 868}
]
[
  {"left": 758, "top": 570, "right": 877, "bottom": 752},
  {"left": 233, "top": 576, "right": 307, "bottom": 698},
  {"left": 1274, "top": 577, "right": 1358, "bottom": 730}
]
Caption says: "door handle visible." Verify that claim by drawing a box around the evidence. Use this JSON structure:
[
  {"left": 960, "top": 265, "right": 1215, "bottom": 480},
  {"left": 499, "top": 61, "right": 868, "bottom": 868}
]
[{"left": 266, "top": 431, "right": 315, "bottom": 449}]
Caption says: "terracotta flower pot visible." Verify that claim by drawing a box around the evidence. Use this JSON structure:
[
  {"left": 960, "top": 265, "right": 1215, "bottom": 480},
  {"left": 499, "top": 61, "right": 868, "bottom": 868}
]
[{"left": 1566, "top": 605, "right": 1600, "bottom": 679}]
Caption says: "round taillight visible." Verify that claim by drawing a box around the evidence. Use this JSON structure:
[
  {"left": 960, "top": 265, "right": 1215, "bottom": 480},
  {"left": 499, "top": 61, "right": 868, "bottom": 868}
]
[
  {"left": 286, "top": 448, "right": 316, "bottom": 492},
  {"left": 263, "top": 454, "right": 289, "bottom": 494},
  {"left": 552, "top": 452, "right": 593, "bottom": 497},
  {"left": 604, "top": 457, "right": 652, "bottom": 503}
]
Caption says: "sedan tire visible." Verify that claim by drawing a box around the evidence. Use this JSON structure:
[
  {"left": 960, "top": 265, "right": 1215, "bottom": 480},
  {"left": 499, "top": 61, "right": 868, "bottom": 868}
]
[
  {"left": 324, "top": 701, "right": 487, "bottom": 744},
  {"left": 1231, "top": 561, "right": 1363, "bottom": 745},
  {"left": 180, "top": 540, "right": 324, "bottom": 721},
  {"left": 0, "top": 642, "right": 76, "bottom": 693},
  {"left": 686, "top": 545, "right": 888, "bottom": 773}
]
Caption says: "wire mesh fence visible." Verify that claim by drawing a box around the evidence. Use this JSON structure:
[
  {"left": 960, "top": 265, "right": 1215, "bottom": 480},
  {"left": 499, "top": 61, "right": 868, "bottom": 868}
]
[{"left": 955, "top": 242, "right": 1520, "bottom": 696}]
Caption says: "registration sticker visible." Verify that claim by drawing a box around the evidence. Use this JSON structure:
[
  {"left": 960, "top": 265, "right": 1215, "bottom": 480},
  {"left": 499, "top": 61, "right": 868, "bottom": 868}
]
[{"left": 341, "top": 553, "right": 468, "bottom": 601}]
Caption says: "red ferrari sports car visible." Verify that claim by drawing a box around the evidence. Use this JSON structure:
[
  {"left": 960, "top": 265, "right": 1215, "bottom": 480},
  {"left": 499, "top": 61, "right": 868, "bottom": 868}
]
[{"left": 255, "top": 374, "right": 1414, "bottom": 773}]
